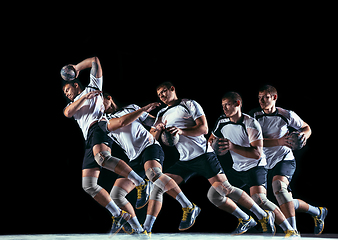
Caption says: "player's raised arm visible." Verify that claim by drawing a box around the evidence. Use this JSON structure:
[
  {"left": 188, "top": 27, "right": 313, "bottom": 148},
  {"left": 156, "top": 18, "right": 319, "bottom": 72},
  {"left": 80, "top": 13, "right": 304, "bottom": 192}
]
[{"left": 72, "top": 56, "right": 102, "bottom": 78}]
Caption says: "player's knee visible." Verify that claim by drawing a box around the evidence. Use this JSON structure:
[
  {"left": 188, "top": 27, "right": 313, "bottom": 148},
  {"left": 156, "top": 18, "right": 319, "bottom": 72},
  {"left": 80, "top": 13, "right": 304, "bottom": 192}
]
[
  {"left": 145, "top": 167, "right": 163, "bottom": 182},
  {"left": 272, "top": 180, "right": 293, "bottom": 205},
  {"left": 149, "top": 184, "right": 164, "bottom": 202},
  {"left": 82, "top": 177, "right": 102, "bottom": 198},
  {"left": 207, "top": 186, "right": 227, "bottom": 207},
  {"left": 212, "top": 181, "right": 243, "bottom": 202},
  {"left": 252, "top": 193, "right": 277, "bottom": 211},
  {"left": 110, "top": 186, "right": 129, "bottom": 207},
  {"left": 153, "top": 174, "right": 176, "bottom": 192},
  {"left": 94, "top": 151, "right": 120, "bottom": 171}
]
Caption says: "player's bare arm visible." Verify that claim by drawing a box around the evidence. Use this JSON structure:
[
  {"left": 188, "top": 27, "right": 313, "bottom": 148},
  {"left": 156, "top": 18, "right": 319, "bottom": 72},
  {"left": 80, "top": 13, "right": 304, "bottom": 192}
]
[
  {"left": 71, "top": 56, "right": 103, "bottom": 78},
  {"left": 225, "top": 139, "right": 263, "bottom": 160},
  {"left": 150, "top": 117, "right": 166, "bottom": 140},
  {"left": 63, "top": 90, "right": 102, "bottom": 118},
  {"left": 299, "top": 121, "right": 311, "bottom": 139},
  {"left": 107, "top": 102, "right": 161, "bottom": 132},
  {"left": 166, "top": 115, "right": 208, "bottom": 137}
]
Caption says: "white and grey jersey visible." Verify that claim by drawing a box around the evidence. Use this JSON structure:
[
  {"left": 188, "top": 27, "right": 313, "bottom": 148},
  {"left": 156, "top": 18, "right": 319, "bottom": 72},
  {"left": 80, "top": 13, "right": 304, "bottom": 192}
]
[
  {"left": 249, "top": 107, "right": 304, "bottom": 169},
  {"left": 105, "top": 104, "right": 160, "bottom": 161},
  {"left": 212, "top": 113, "right": 267, "bottom": 172}
]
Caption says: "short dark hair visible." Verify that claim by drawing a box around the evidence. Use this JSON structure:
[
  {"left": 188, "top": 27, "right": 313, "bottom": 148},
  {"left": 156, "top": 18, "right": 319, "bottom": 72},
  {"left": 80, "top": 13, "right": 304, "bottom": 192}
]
[
  {"left": 156, "top": 81, "right": 174, "bottom": 91},
  {"left": 258, "top": 85, "right": 277, "bottom": 96},
  {"left": 222, "top": 91, "right": 243, "bottom": 106},
  {"left": 62, "top": 79, "right": 84, "bottom": 91}
]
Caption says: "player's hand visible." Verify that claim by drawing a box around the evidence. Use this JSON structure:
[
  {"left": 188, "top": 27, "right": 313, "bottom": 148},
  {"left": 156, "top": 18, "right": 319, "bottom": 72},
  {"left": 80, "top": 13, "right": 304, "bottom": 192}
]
[
  {"left": 278, "top": 132, "right": 294, "bottom": 149},
  {"left": 68, "top": 64, "right": 80, "bottom": 78},
  {"left": 218, "top": 138, "right": 231, "bottom": 154},
  {"left": 166, "top": 126, "right": 183, "bottom": 136},
  {"left": 154, "top": 120, "right": 167, "bottom": 132},
  {"left": 142, "top": 102, "right": 161, "bottom": 113},
  {"left": 83, "top": 90, "right": 102, "bottom": 99}
]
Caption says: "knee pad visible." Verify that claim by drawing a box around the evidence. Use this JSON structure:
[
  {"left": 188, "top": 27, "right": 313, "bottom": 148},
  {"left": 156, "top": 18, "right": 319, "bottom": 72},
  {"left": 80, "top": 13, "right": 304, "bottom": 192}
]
[
  {"left": 212, "top": 181, "right": 243, "bottom": 202},
  {"left": 153, "top": 174, "right": 176, "bottom": 192},
  {"left": 110, "top": 186, "right": 129, "bottom": 207},
  {"left": 94, "top": 151, "right": 120, "bottom": 172},
  {"left": 146, "top": 167, "right": 163, "bottom": 182},
  {"left": 82, "top": 177, "right": 102, "bottom": 198},
  {"left": 272, "top": 180, "right": 293, "bottom": 205},
  {"left": 149, "top": 184, "right": 164, "bottom": 202},
  {"left": 207, "top": 186, "right": 227, "bottom": 207},
  {"left": 252, "top": 193, "right": 277, "bottom": 211}
]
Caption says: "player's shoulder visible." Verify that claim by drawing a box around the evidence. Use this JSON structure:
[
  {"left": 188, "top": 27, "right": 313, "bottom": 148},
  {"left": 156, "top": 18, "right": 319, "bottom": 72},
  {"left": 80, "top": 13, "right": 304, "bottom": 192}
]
[
  {"left": 276, "top": 107, "right": 293, "bottom": 119},
  {"left": 215, "top": 114, "right": 231, "bottom": 125},
  {"left": 243, "top": 113, "right": 261, "bottom": 129},
  {"left": 248, "top": 107, "right": 263, "bottom": 118}
]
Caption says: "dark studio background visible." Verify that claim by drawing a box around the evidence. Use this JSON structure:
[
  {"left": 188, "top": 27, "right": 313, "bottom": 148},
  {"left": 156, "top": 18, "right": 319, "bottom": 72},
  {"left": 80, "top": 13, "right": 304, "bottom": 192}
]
[{"left": 3, "top": 14, "right": 335, "bottom": 236}]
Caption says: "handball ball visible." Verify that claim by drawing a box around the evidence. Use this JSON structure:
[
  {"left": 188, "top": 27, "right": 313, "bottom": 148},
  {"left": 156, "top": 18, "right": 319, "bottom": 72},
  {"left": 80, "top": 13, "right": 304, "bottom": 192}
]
[
  {"left": 161, "top": 130, "right": 179, "bottom": 147},
  {"left": 61, "top": 65, "right": 76, "bottom": 81}
]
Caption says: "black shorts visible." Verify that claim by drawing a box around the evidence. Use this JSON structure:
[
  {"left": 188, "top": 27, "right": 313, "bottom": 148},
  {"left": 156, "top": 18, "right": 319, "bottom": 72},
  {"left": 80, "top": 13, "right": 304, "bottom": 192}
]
[
  {"left": 165, "top": 152, "right": 224, "bottom": 183},
  {"left": 82, "top": 122, "right": 114, "bottom": 170},
  {"left": 268, "top": 159, "right": 296, "bottom": 192},
  {"left": 118, "top": 144, "right": 165, "bottom": 179},
  {"left": 226, "top": 166, "right": 268, "bottom": 189}
]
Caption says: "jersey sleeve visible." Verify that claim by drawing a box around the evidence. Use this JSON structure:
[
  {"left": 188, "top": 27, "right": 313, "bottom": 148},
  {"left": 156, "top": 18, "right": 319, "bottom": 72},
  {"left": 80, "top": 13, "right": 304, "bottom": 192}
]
[
  {"left": 186, "top": 100, "right": 205, "bottom": 120},
  {"left": 212, "top": 119, "right": 223, "bottom": 138},
  {"left": 88, "top": 74, "right": 103, "bottom": 90},
  {"left": 288, "top": 110, "right": 304, "bottom": 130},
  {"left": 247, "top": 118, "right": 263, "bottom": 143}
]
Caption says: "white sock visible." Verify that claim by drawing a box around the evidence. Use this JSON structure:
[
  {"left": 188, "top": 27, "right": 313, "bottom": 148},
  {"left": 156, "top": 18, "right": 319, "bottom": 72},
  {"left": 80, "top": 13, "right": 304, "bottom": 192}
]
[
  {"left": 287, "top": 216, "right": 297, "bottom": 231},
  {"left": 105, "top": 201, "right": 121, "bottom": 217},
  {"left": 127, "top": 170, "right": 145, "bottom": 186},
  {"left": 128, "top": 216, "right": 143, "bottom": 232},
  {"left": 144, "top": 215, "right": 156, "bottom": 232},
  {"left": 307, "top": 205, "right": 320, "bottom": 217},
  {"left": 176, "top": 192, "right": 193, "bottom": 208},
  {"left": 249, "top": 204, "right": 267, "bottom": 220},
  {"left": 232, "top": 207, "right": 250, "bottom": 220},
  {"left": 279, "top": 219, "right": 293, "bottom": 231}
]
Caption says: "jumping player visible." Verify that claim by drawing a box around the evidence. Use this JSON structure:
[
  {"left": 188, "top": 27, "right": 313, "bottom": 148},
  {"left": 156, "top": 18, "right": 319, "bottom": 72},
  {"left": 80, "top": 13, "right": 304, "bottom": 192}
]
[
  {"left": 102, "top": 93, "right": 194, "bottom": 236},
  {"left": 209, "top": 91, "right": 299, "bottom": 238},
  {"left": 150, "top": 82, "right": 275, "bottom": 235},
  {"left": 250, "top": 85, "right": 327, "bottom": 235},
  {"left": 62, "top": 57, "right": 158, "bottom": 233}
]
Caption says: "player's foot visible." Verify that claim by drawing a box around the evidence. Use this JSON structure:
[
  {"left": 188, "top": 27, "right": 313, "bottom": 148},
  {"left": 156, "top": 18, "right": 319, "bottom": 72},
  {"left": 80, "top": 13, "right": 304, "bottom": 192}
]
[
  {"left": 122, "top": 223, "right": 151, "bottom": 239},
  {"left": 231, "top": 216, "right": 257, "bottom": 235},
  {"left": 284, "top": 229, "right": 300, "bottom": 238},
  {"left": 179, "top": 203, "right": 201, "bottom": 231},
  {"left": 258, "top": 210, "right": 276, "bottom": 236},
  {"left": 109, "top": 210, "right": 131, "bottom": 237},
  {"left": 136, "top": 179, "right": 152, "bottom": 209},
  {"left": 313, "top": 207, "right": 328, "bottom": 235}
]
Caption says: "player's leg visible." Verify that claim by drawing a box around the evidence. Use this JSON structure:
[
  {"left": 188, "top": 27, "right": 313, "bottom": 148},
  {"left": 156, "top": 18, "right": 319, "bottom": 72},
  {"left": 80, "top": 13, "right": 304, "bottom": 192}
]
[
  {"left": 110, "top": 178, "right": 144, "bottom": 233},
  {"left": 82, "top": 168, "right": 131, "bottom": 234},
  {"left": 293, "top": 198, "right": 328, "bottom": 235},
  {"left": 272, "top": 175, "right": 297, "bottom": 230},
  {"left": 92, "top": 143, "right": 145, "bottom": 187}
]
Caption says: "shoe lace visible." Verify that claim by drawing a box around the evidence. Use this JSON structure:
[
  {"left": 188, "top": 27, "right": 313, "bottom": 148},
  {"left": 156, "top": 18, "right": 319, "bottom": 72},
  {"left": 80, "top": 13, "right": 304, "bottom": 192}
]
[
  {"left": 182, "top": 207, "right": 192, "bottom": 221},
  {"left": 259, "top": 216, "right": 268, "bottom": 232},
  {"left": 136, "top": 182, "right": 146, "bottom": 200}
]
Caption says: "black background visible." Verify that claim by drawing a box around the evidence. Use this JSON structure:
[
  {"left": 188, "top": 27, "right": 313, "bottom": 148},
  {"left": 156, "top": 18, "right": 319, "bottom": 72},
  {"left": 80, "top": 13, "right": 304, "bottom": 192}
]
[{"left": 3, "top": 14, "right": 335, "bottom": 236}]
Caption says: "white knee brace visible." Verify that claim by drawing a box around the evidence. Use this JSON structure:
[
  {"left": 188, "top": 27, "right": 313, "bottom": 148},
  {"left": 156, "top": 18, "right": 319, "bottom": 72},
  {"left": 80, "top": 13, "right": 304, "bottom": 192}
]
[
  {"left": 207, "top": 186, "right": 227, "bottom": 207},
  {"left": 145, "top": 167, "right": 163, "bottom": 182},
  {"left": 110, "top": 186, "right": 129, "bottom": 207},
  {"left": 82, "top": 177, "right": 102, "bottom": 198},
  {"left": 149, "top": 184, "right": 164, "bottom": 202},
  {"left": 272, "top": 180, "right": 293, "bottom": 205},
  {"left": 212, "top": 181, "right": 243, "bottom": 202},
  {"left": 251, "top": 193, "right": 277, "bottom": 211},
  {"left": 94, "top": 151, "right": 121, "bottom": 172}
]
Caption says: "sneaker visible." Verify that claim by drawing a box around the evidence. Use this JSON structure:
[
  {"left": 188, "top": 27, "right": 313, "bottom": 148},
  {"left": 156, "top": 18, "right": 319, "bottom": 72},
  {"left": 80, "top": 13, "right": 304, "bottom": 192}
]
[
  {"left": 122, "top": 223, "right": 151, "bottom": 239},
  {"left": 179, "top": 203, "right": 201, "bottom": 231},
  {"left": 231, "top": 216, "right": 257, "bottom": 235},
  {"left": 284, "top": 229, "right": 300, "bottom": 238},
  {"left": 109, "top": 210, "right": 131, "bottom": 237},
  {"left": 136, "top": 179, "right": 153, "bottom": 209},
  {"left": 258, "top": 210, "right": 276, "bottom": 236},
  {"left": 313, "top": 207, "right": 328, "bottom": 235}
]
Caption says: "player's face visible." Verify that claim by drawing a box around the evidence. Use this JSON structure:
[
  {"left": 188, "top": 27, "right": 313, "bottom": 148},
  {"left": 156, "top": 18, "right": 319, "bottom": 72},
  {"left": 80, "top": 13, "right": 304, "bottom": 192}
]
[
  {"left": 157, "top": 86, "right": 175, "bottom": 105},
  {"left": 258, "top": 91, "right": 276, "bottom": 110},
  {"left": 63, "top": 84, "right": 77, "bottom": 101},
  {"left": 222, "top": 98, "right": 238, "bottom": 117}
]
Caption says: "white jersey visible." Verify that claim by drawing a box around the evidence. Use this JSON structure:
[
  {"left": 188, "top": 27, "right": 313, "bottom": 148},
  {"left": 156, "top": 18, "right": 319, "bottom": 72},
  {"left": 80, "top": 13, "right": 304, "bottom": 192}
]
[
  {"left": 153, "top": 99, "right": 213, "bottom": 161},
  {"left": 65, "top": 74, "right": 105, "bottom": 140},
  {"left": 212, "top": 113, "right": 267, "bottom": 172},
  {"left": 105, "top": 104, "right": 160, "bottom": 161},
  {"left": 250, "top": 107, "right": 304, "bottom": 169}
]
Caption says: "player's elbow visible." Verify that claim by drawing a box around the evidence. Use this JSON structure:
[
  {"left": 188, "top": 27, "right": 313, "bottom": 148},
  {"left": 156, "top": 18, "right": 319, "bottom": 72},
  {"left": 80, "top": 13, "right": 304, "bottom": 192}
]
[
  {"left": 201, "top": 125, "right": 208, "bottom": 135},
  {"left": 63, "top": 109, "right": 73, "bottom": 118}
]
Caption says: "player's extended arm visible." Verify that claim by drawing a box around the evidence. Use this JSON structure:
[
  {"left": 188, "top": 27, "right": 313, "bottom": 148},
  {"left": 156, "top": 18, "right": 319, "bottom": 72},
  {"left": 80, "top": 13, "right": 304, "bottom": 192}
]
[
  {"left": 64, "top": 90, "right": 102, "bottom": 118},
  {"left": 300, "top": 121, "right": 311, "bottom": 139},
  {"left": 70, "top": 56, "right": 102, "bottom": 78},
  {"left": 107, "top": 102, "right": 161, "bottom": 132}
]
